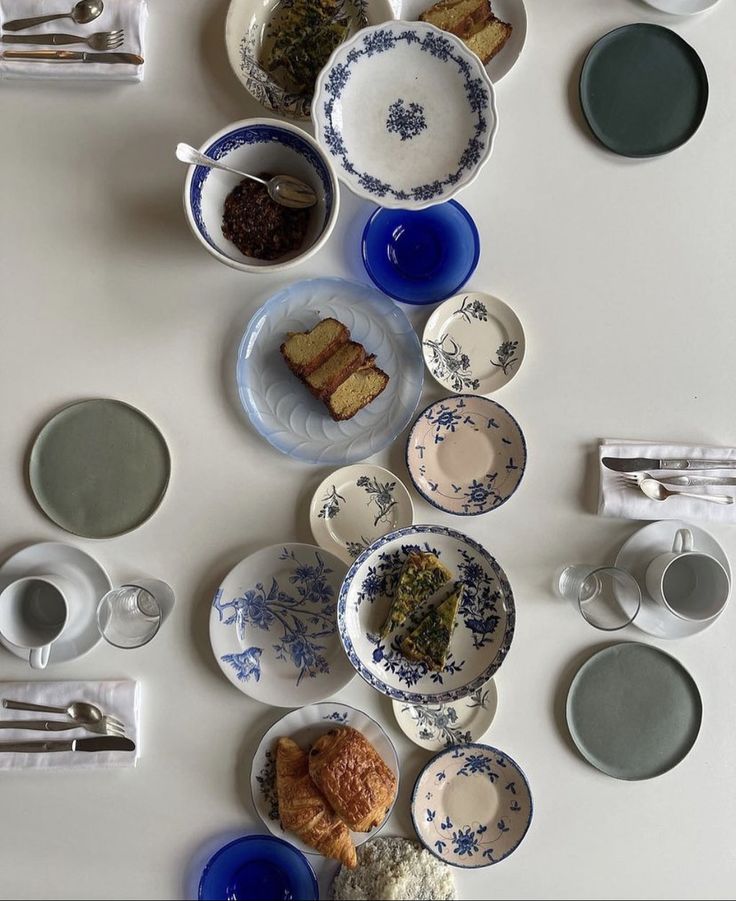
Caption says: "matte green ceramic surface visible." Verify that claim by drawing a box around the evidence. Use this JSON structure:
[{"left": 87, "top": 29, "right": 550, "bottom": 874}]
[
  {"left": 566, "top": 643, "right": 702, "bottom": 780},
  {"left": 29, "top": 399, "right": 171, "bottom": 539},
  {"left": 580, "top": 24, "right": 708, "bottom": 157}
]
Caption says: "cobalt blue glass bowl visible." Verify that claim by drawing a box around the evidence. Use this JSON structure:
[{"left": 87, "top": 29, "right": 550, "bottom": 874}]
[
  {"left": 198, "top": 835, "right": 319, "bottom": 901},
  {"left": 361, "top": 200, "right": 480, "bottom": 305}
]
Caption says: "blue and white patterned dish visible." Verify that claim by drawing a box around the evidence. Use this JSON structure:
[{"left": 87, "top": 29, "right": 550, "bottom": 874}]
[
  {"left": 250, "top": 702, "right": 399, "bottom": 856},
  {"left": 210, "top": 544, "right": 354, "bottom": 706},
  {"left": 337, "top": 525, "right": 515, "bottom": 704},
  {"left": 406, "top": 396, "right": 527, "bottom": 516},
  {"left": 236, "top": 278, "right": 424, "bottom": 464},
  {"left": 411, "top": 744, "right": 533, "bottom": 868},
  {"left": 313, "top": 21, "right": 497, "bottom": 209}
]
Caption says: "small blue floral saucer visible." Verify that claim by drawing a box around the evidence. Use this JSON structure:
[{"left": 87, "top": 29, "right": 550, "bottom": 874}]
[{"left": 411, "top": 744, "right": 533, "bottom": 868}]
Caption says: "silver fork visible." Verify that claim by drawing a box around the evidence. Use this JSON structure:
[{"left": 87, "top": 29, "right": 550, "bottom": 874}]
[
  {"left": 2, "top": 699, "right": 125, "bottom": 731},
  {"left": 620, "top": 472, "right": 735, "bottom": 505},
  {"left": 0, "top": 30, "right": 124, "bottom": 50},
  {"left": 0, "top": 716, "right": 126, "bottom": 736}
]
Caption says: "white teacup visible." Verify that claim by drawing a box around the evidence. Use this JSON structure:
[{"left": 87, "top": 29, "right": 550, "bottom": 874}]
[
  {"left": 645, "top": 528, "right": 730, "bottom": 623},
  {"left": 0, "top": 575, "right": 72, "bottom": 669}
]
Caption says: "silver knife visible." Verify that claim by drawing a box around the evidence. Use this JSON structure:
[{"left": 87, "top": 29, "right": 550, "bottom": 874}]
[
  {"left": 0, "top": 736, "right": 135, "bottom": 753},
  {"left": 602, "top": 456, "right": 736, "bottom": 472},
  {"left": 1, "top": 50, "right": 143, "bottom": 64}
]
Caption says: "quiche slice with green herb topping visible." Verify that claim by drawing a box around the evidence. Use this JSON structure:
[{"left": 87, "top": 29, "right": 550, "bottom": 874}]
[
  {"left": 380, "top": 551, "right": 452, "bottom": 638},
  {"left": 400, "top": 583, "right": 463, "bottom": 672}
]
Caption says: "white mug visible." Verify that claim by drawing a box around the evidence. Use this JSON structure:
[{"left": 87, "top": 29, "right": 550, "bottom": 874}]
[
  {"left": 645, "top": 528, "right": 730, "bottom": 623},
  {"left": 0, "top": 575, "right": 72, "bottom": 669}
]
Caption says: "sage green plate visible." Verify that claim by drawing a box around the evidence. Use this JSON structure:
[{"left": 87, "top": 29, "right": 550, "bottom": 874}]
[
  {"left": 579, "top": 24, "right": 708, "bottom": 157},
  {"left": 29, "top": 399, "right": 171, "bottom": 539},
  {"left": 566, "top": 643, "right": 702, "bottom": 780}
]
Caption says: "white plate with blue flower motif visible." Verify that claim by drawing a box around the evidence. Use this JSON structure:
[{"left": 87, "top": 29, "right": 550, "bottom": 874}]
[
  {"left": 250, "top": 702, "right": 400, "bottom": 856},
  {"left": 310, "top": 464, "right": 414, "bottom": 564},
  {"left": 210, "top": 543, "right": 354, "bottom": 706},
  {"left": 392, "top": 679, "right": 498, "bottom": 751},
  {"left": 411, "top": 743, "right": 532, "bottom": 868},
  {"left": 406, "top": 396, "right": 527, "bottom": 516},
  {"left": 338, "top": 525, "right": 515, "bottom": 705},
  {"left": 423, "top": 293, "right": 525, "bottom": 395}
]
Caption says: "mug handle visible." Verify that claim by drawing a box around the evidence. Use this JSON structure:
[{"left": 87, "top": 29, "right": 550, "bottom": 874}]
[
  {"left": 673, "top": 528, "right": 694, "bottom": 554},
  {"left": 29, "top": 645, "right": 50, "bottom": 670}
]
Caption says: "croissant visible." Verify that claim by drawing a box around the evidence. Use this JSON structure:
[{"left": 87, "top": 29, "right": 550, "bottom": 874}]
[
  {"left": 308, "top": 727, "right": 397, "bottom": 832},
  {"left": 275, "top": 736, "right": 357, "bottom": 869}
]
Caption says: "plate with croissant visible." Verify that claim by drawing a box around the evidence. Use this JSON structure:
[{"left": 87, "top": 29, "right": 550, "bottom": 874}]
[{"left": 251, "top": 703, "right": 399, "bottom": 868}]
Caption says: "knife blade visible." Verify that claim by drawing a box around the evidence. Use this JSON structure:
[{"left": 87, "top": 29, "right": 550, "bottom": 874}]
[
  {"left": 1, "top": 50, "right": 143, "bottom": 64},
  {"left": 602, "top": 456, "right": 736, "bottom": 473},
  {"left": 0, "top": 736, "right": 135, "bottom": 753}
]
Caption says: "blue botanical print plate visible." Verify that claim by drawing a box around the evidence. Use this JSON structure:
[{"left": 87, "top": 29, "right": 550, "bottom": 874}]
[
  {"left": 411, "top": 744, "right": 532, "bottom": 868},
  {"left": 313, "top": 21, "right": 497, "bottom": 209},
  {"left": 337, "top": 525, "right": 515, "bottom": 704},
  {"left": 210, "top": 544, "right": 354, "bottom": 706},
  {"left": 406, "top": 396, "right": 527, "bottom": 516}
]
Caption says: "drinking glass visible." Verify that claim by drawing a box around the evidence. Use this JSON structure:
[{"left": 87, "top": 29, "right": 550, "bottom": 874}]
[
  {"left": 557, "top": 565, "right": 641, "bottom": 631},
  {"left": 97, "top": 578, "right": 174, "bottom": 649}
]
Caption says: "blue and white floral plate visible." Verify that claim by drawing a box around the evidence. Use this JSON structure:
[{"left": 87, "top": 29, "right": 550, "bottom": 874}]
[
  {"left": 392, "top": 679, "right": 498, "bottom": 751},
  {"left": 406, "top": 396, "right": 526, "bottom": 516},
  {"left": 313, "top": 21, "right": 497, "bottom": 209},
  {"left": 210, "top": 544, "right": 354, "bottom": 706},
  {"left": 237, "top": 278, "right": 423, "bottom": 464},
  {"left": 310, "top": 464, "right": 414, "bottom": 564},
  {"left": 337, "top": 525, "right": 515, "bottom": 704},
  {"left": 423, "top": 293, "right": 525, "bottom": 395},
  {"left": 250, "top": 702, "right": 399, "bottom": 856},
  {"left": 411, "top": 744, "right": 532, "bottom": 868}
]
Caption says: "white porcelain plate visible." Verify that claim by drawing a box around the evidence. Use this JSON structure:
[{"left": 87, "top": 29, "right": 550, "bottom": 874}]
[
  {"left": 423, "top": 293, "right": 525, "bottom": 395},
  {"left": 411, "top": 743, "right": 532, "bottom": 868},
  {"left": 310, "top": 465, "right": 414, "bottom": 564},
  {"left": 641, "top": 0, "right": 720, "bottom": 14},
  {"left": 250, "top": 702, "right": 399, "bottom": 856},
  {"left": 313, "top": 21, "right": 497, "bottom": 209},
  {"left": 210, "top": 544, "right": 354, "bottom": 705},
  {"left": 393, "top": 679, "right": 498, "bottom": 751},
  {"left": 338, "top": 525, "right": 515, "bottom": 705}
]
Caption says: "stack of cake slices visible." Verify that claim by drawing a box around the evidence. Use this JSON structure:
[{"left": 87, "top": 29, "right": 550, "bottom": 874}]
[{"left": 420, "top": 0, "right": 513, "bottom": 65}]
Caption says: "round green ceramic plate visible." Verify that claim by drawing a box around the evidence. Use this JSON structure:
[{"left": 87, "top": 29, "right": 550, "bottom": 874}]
[
  {"left": 566, "top": 643, "right": 702, "bottom": 780},
  {"left": 29, "top": 399, "right": 171, "bottom": 539},
  {"left": 579, "top": 24, "right": 708, "bottom": 157}
]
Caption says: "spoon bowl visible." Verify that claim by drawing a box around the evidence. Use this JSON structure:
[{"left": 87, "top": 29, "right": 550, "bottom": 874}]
[{"left": 72, "top": 0, "right": 104, "bottom": 25}]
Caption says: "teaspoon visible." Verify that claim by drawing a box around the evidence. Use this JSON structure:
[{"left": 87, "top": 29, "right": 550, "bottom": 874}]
[{"left": 4, "top": 0, "right": 104, "bottom": 32}]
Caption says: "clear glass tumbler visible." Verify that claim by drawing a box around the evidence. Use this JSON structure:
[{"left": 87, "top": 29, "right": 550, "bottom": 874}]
[
  {"left": 557, "top": 565, "right": 641, "bottom": 631},
  {"left": 97, "top": 579, "right": 175, "bottom": 649}
]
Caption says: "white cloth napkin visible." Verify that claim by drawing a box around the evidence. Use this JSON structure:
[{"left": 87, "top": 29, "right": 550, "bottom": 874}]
[
  {"left": 0, "top": 680, "right": 140, "bottom": 769},
  {"left": 598, "top": 438, "right": 736, "bottom": 524},
  {"left": 0, "top": 0, "right": 147, "bottom": 81}
]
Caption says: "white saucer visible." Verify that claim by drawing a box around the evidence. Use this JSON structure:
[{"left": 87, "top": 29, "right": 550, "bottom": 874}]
[
  {"left": 641, "top": 0, "right": 720, "bottom": 15},
  {"left": 615, "top": 520, "right": 730, "bottom": 639},
  {"left": 0, "top": 543, "right": 110, "bottom": 664}
]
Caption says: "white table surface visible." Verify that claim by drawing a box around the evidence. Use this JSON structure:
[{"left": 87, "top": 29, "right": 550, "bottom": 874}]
[{"left": 1, "top": 0, "right": 735, "bottom": 898}]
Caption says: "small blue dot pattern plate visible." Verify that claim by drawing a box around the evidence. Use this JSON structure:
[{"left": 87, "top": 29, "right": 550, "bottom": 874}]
[{"left": 411, "top": 744, "right": 533, "bottom": 869}]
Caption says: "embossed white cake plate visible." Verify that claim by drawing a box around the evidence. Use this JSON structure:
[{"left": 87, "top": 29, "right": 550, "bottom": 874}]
[
  {"left": 641, "top": 0, "right": 720, "bottom": 14},
  {"left": 250, "top": 702, "right": 399, "bottom": 855},
  {"left": 310, "top": 464, "right": 414, "bottom": 564},
  {"left": 423, "top": 293, "right": 525, "bottom": 395}
]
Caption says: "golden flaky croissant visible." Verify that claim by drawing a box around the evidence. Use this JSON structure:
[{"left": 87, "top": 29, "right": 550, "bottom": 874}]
[
  {"left": 275, "top": 736, "right": 357, "bottom": 869},
  {"left": 308, "top": 727, "right": 397, "bottom": 832}
]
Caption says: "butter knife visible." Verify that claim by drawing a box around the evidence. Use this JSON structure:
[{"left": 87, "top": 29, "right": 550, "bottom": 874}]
[
  {"left": 0, "top": 736, "right": 135, "bottom": 753},
  {"left": 1, "top": 50, "right": 142, "bottom": 64},
  {"left": 602, "top": 456, "right": 736, "bottom": 472}
]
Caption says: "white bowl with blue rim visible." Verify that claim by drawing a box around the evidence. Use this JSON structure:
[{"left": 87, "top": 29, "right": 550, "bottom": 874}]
[
  {"left": 183, "top": 118, "right": 340, "bottom": 273},
  {"left": 313, "top": 21, "right": 498, "bottom": 210}
]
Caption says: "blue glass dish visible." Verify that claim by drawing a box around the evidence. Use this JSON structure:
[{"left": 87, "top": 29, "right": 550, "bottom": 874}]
[
  {"left": 361, "top": 200, "right": 480, "bottom": 305},
  {"left": 198, "top": 835, "right": 318, "bottom": 901}
]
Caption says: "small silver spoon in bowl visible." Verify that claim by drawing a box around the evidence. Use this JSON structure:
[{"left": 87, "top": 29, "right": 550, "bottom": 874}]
[
  {"left": 4, "top": 0, "right": 104, "bottom": 32},
  {"left": 176, "top": 143, "right": 317, "bottom": 210}
]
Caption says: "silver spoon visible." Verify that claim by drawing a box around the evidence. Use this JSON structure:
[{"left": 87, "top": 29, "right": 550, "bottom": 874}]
[
  {"left": 631, "top": 475, "right": 734, "bottom": 505},
  {"left": 176, "top": 142, "right": 317, "bottom": 210},
  {"left": 4, "top": 0, "right": 104, "bottom": 32}
]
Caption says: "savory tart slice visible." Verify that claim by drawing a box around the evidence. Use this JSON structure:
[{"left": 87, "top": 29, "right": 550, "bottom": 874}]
[
  {"left": 380, "top": 551, "right": 452, "bottom": 638},
  {"left": 400, "top": 583, "right": 463, "bottom": 672}
]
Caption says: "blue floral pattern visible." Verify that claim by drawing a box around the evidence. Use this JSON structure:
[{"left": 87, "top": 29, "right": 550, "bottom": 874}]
[{"left": 386, "top": 99, "right": 427, "bottom": 141}]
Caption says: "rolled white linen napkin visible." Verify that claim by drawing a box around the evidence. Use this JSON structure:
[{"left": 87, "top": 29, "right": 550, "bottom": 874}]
[
  {"left": 598, "top": 438, "right": 736, "bottom": 524},
  {"left": 0, "top": 680, "right": 140, "bottom": 769},
  {"left": 0, "top": 0, "right": 147, "bottom": 81}
]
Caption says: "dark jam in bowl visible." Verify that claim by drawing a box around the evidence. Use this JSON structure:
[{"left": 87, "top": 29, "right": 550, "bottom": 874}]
[{"left": 222, "top": 177, "right": 309, "bottom": 261}]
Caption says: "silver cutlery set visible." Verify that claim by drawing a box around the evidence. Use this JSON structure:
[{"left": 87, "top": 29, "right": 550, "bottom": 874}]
[
  {"left": 0, "top": 698, "right": 135, "bottom": 753},
  {"left": 603, "top": 456, "right": 736, "bottom": 504}
]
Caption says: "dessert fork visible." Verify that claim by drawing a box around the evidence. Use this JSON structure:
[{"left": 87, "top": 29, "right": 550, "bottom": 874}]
[
  {"left": 2, "top": 698, "right": 124, "bottom": 730},
  {"left": 1, "top": 30, "right": 123, "bottom": 50},
  {"left": 0, "top": 716, "right": 125, "bottom": 736},
  {"left": 620, "top": 473, "right": 735, "bottom": 505}
]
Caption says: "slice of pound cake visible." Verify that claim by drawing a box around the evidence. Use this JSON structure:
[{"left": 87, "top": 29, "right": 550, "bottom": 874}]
[
  {"left": 463, "top": 14, "right": 512, "bottom": 64},
  {"left": 325, "top": 364, "right": 389, "bottom": 421},
  {"left": 280, "top": 318, "right": 349, "bottom": 377},
  {"left": 304, "top": 341, "right": 368, "bottom": 399},
  {"left": 419, "top": 0, "right": 490, "bottom": 39}
]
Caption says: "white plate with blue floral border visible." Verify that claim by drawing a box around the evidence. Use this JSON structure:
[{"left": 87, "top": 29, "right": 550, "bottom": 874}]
[
  {"left": 210, "top": 544, "right": 354, "bottom": 706},
  {"left": 337, "top": 525, "right": 515, "bottom": 705},
  {"left": 313, "top": 21, "right": 497, "bottom": 209},
  {"left": 250, "top": 702, "right": 400, "bottom": 856},
  {"left": 310, "top": 464, "right": 414, "bottom": 564},
  {"left": 411, "top": 743, "right": 532, "bottom": 868},
  {"left": 406, "top": 396, "right": 527, "bottom": 516},
  {"left": 392, "top": 679, "right": 498, "bottom": 751},
  {"left": 423, "top": 293, "right": 525, "bottom": 395}
]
